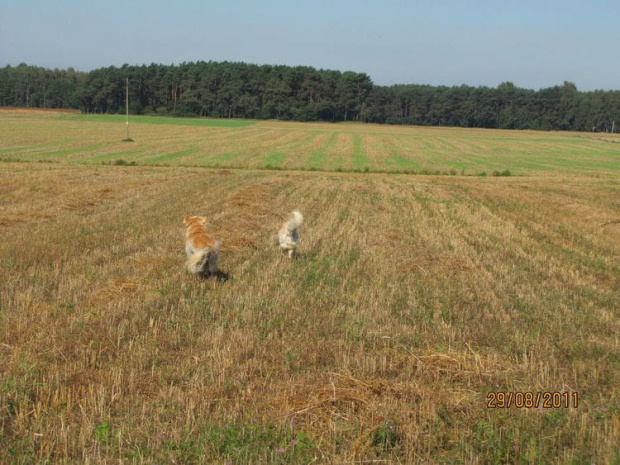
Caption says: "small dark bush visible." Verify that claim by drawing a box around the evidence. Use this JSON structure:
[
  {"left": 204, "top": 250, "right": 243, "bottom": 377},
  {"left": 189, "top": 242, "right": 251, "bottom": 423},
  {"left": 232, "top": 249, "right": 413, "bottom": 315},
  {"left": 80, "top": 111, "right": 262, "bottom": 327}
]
[{"left": 114, "top": 159, "right": 137, "bottom": 166}]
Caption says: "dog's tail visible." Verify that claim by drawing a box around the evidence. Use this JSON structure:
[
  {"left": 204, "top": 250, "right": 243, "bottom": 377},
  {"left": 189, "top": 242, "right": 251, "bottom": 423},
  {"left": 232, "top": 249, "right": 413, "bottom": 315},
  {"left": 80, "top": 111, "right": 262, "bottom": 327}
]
[
  {"left": 286, "top": 210, "right": 304, "bottom": 232},
  {"left": 186, "top": 249, "right": 209, "bottom": 275},
  {"left": 186, "top": 243, "right": 220, "bottom": 276}
]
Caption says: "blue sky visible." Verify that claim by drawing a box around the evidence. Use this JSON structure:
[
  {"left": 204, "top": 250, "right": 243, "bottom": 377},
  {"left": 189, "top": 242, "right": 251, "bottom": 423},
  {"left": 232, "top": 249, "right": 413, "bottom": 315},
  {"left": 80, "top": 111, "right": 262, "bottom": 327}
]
[{"left": 1, "top": 0, "right": 619, "bottom": 90}]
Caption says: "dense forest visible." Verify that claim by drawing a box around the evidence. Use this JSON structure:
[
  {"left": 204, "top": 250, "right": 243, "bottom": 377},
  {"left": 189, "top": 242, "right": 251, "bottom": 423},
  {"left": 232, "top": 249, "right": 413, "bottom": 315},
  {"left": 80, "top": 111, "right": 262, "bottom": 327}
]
[{"left": 1, "top": 61, "right": 618, "bottom": 132}]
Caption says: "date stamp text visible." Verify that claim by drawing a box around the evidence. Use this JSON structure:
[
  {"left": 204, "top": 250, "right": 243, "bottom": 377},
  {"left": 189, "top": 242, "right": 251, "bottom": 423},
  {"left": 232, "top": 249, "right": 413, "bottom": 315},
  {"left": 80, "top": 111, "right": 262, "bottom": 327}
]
[{"left": 487, "top": 391, "right": 578, "bottom": 409}]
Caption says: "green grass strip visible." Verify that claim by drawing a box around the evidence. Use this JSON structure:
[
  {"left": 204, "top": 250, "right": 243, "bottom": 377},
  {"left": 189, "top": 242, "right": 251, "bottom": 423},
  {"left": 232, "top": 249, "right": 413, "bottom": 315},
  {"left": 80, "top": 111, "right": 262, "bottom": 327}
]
[
  {"left": 351, "top": 133, "right": 370, "bottom": 171},
  {"left": 60, "top": 114, "right": 258, "bottom": 128}
]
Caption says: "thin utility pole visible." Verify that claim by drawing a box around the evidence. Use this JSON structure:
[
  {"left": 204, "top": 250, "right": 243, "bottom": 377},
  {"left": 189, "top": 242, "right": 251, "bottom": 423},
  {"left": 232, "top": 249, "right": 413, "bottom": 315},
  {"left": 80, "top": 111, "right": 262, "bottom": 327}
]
[{"left": 125, "top": 77, "right": 130, "bottom": 140}]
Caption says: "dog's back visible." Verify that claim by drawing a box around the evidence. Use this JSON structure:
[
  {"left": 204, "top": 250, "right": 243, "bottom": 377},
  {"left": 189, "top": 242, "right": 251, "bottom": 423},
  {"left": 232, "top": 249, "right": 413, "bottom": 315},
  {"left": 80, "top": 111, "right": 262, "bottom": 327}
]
[{"left": 185, "top": 216, "right": 216, "bottom": 249}]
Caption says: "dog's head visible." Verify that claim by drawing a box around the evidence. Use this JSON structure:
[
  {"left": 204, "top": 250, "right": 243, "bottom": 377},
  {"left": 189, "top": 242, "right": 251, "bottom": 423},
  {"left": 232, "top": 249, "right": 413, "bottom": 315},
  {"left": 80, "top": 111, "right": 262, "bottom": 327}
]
[{"left": 183, "top": 216, "right": 207, "bottom": 227}]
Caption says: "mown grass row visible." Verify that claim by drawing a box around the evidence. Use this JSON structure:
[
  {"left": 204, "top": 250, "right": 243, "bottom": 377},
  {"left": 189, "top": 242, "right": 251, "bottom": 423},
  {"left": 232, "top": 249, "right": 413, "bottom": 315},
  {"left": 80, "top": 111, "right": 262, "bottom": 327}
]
[{"left": 1, "top": 155, "right": 516, "bottom": 177}]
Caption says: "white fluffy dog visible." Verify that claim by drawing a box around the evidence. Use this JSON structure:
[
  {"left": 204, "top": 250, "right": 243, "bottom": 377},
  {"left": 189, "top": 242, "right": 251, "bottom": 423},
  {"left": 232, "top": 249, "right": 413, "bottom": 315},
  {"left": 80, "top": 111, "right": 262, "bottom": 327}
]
[{"left": 277, "top": 210, "right": 304, "bottom": 259}]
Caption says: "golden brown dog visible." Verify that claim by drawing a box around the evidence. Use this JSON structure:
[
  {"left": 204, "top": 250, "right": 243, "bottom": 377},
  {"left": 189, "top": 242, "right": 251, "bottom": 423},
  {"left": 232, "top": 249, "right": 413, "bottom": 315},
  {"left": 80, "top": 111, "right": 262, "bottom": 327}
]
[{"left": 183, "top": 216, "right": 220, "bottom": 276}]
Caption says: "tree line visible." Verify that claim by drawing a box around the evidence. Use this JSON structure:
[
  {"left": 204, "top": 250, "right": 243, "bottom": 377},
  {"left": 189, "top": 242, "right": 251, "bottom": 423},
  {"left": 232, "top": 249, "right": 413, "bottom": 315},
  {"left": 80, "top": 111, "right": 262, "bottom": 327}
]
[{"left": 1, "top": 62, "right": 618, "bottom": 132}]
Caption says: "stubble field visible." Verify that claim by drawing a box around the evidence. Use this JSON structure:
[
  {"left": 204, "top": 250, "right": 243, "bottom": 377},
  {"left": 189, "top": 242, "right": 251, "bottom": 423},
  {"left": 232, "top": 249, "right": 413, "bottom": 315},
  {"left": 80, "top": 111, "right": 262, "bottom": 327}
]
[{"left": 0, "top": 110, "right": 619, "bottom": 463}]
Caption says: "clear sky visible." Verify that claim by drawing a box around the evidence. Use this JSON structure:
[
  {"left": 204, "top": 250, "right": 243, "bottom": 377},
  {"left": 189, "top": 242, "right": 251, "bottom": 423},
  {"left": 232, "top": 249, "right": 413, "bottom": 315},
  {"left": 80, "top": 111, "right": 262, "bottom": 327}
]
[{"left": 1, "top": 0, "right": 619, "bottom": 91}]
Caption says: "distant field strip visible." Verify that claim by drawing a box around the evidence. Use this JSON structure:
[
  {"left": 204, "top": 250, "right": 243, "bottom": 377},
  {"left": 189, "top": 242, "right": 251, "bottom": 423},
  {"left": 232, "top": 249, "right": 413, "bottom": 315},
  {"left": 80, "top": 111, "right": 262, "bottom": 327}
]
[{"left": 1, "top": 110, "right": 619, "bottom": 175}]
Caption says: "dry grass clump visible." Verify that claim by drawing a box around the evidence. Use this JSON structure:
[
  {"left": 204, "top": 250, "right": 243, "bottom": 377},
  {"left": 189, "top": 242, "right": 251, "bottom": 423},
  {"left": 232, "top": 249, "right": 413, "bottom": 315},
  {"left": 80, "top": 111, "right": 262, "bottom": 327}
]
[{"left": 0, "top": 156, "right": 618, "bottom": 463}]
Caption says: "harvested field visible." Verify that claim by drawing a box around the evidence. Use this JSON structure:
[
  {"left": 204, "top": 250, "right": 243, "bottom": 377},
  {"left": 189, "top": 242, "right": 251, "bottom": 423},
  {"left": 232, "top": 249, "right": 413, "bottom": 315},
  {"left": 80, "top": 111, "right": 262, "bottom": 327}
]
[{"left": 0, "top": 110, "right": 619, "bottom": 463}]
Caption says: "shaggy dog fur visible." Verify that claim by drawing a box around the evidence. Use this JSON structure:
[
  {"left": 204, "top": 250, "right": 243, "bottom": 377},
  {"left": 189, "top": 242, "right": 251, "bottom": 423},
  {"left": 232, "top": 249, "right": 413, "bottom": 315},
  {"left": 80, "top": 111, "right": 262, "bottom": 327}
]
[
  {"left": 183, "top": 216, "right": 220, "bottom": 276},
  {"left": 277, "top": 210, "right": 304, "bottom": 258}
]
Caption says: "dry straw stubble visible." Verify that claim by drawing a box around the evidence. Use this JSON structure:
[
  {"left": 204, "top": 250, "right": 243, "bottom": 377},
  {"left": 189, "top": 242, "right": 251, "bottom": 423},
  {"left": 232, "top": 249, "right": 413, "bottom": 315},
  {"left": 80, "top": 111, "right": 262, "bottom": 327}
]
[{"left": 0, "top": 112, "right": 619, "bottom": 463}]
